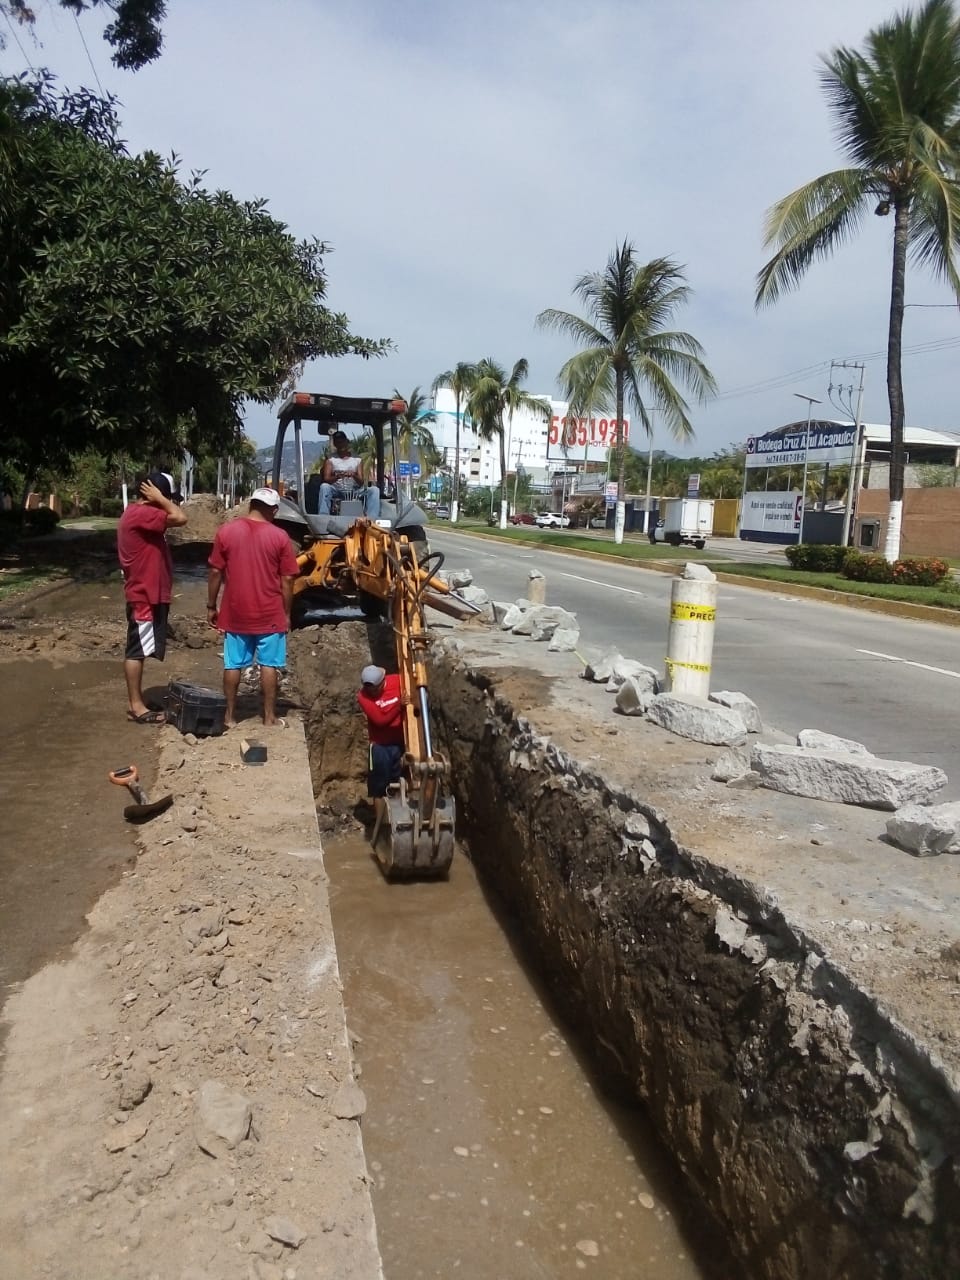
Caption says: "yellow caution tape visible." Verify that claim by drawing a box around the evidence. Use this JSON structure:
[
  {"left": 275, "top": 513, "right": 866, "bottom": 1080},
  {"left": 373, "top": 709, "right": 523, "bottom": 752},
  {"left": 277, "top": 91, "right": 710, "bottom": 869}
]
[
  {"left": 670, "top": 602, "right": 716, "bottom": 623},
  {"left": 665, "top": 658, "right": 712, "bottom": 673}
]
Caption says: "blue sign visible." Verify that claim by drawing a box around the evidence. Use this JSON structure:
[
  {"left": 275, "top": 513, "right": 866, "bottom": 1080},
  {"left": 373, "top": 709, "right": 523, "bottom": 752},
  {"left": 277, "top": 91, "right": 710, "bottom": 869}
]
[{"left": 397, "top": 462, "right": 422, "bottom": 477}]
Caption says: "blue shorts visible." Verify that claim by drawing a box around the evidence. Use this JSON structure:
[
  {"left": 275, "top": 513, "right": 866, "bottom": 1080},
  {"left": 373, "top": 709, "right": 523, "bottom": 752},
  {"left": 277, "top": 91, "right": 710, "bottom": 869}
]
[
  {"left": 223, "top": 632, "right": 287, "bottom": 670},
  {"left": 368, "top": 743, "right": 403, "bottom": 798}
]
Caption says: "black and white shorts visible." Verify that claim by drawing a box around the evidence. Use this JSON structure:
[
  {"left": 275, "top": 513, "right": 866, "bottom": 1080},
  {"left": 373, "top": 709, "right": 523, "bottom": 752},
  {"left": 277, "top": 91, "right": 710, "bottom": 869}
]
[{"left": 125, "top": 602, "right": 169, "bottom": 661}]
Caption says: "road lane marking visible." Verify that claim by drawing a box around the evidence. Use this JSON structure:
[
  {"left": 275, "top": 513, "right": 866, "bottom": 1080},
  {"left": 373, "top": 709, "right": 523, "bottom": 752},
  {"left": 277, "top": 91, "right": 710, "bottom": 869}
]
[
  {"left": 559, "top": 572, "right": 646, "bottom": 597},
  {"left": 857, "top": 649, "right": 960, "bottom": 679}
]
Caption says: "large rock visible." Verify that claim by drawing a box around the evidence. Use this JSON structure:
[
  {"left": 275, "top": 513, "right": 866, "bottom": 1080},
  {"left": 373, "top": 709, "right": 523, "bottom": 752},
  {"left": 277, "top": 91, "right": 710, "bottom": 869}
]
[
  {"left": 605, "top": 658, "right": 659, "bottom": 694},
  {"left": 195, "top": 1080, "right": 252, "bottom": 1155},
  {"left": 456, "top": 585, "right": 489, "bottom": 607},
  {"left": 710, "top": 691, "right": 761, "bottom": 734},
  {"left": 750, "top": 744, "right": 947, "bottom": 811},
  {"left": 645, "top": 692, "right": 747, "bottom": 746},
  {"left": 500, "top": 603, "right": 527, "bottom": 630},
  {"left": 616, "top": 677, "right": 656, "bottom": 717},
  {"left": 448, "top": 568, "right": 473, "bottom": 588},
  {"left": 512, "top": 605, "right": 577, "bottom": 640},
  {"left": 886, "top": 802, "right": 960, "bottom": 856},
  {"left": 796, "top": 729, "right": 871, "bottom": 756},
  {"left": 548, "top": 626, "right": 580, "bottom": 653},
  {"left": 581, "top": 646, "right": 623, "bottom": 683},
  {"left": 682, "top": 562, "right": 717, "bottom": 581}
]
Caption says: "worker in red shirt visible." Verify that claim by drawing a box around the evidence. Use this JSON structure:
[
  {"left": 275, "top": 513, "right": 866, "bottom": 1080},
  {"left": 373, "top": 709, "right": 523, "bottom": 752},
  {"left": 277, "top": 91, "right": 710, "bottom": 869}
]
[
  {"left": 117, "top": 471, "right": 187, "bottom": 723},
  {"left": 357, "top": 664, "right": 405, "bottom": 824},
  {"left": 206, "top": 488, "right": 300, "bottom": 728}
]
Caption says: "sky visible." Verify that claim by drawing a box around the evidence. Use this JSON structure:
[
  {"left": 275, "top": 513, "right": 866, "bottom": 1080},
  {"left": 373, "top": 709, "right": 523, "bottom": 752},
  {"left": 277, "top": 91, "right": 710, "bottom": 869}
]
[{"left": 3, "top": 0, "right": 958, "bottom": 456}]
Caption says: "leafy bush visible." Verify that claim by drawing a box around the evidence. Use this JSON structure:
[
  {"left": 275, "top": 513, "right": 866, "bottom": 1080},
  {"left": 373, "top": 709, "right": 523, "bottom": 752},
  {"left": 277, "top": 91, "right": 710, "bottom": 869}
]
[
  {"left": 842, "top": 551, "right": 895, "bottom": 583},
  {"left": 100, "top": 498, "right": 124, "bottom": 518},
  {"left": 784, "top": 542, "right": 851, "bottom": 572},
  {"left": 890, "top": 556, "right": 950, "bottom": 586},
  {"left": 23, "top": 505, "right": 61, "bottom": 534}
]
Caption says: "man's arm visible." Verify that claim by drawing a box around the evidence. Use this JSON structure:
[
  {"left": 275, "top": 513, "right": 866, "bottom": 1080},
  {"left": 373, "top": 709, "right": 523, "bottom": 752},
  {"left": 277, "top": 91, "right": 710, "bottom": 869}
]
[
  {"left": 281, "top": 574, "right": 295, "bottom": 630},
  {"left": 141, "top": 478, "right": 188, "bottom": 528},
  {"left": 322, "top": 457, "right": 335, "bottom": 483},
  {"left": 358, "top": 689, "right": 403, "bottom": 730},
  {"left": 206, "top": 566, "right": 223, "bottom": 629}
]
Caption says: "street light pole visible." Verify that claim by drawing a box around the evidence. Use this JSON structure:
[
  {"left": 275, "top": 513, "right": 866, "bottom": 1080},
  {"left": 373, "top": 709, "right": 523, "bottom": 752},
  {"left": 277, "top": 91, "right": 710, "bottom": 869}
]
[{"left": 793, "top": 392, "right": 822, "bottom": 546}]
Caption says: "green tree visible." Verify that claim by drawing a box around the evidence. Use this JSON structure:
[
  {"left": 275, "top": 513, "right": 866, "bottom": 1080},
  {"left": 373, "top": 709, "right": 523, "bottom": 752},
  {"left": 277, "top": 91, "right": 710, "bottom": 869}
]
[
  {"left": 431, "top": 362, "right": 476, "bottom": 522},
  {"left": 538, "top": 243, "right": 716, "bottom": 543},
  {"left": 393, "top": 386, "right": 437, "bottom": 500},
  {"left": 467, "top": 357, "right": 549, "bottom": 528},
  {"left": 0, "top": 77, "right": 388, "bottom": 494},
  {"left": 2, "top": 1, "right": 166, "bottom": 69},
  {"left": 756, "top": 0, "right": 960, "bottom": 560}
]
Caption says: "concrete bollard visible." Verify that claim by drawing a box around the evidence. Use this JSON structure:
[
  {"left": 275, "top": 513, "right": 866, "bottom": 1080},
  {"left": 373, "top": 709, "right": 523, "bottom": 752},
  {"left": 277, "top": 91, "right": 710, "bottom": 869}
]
[
  {"left": 665, "top": 569, "right": 717, "bottom": 698},
  {"left": 527, "top": 569, "right": 546, "bottom": 605}
]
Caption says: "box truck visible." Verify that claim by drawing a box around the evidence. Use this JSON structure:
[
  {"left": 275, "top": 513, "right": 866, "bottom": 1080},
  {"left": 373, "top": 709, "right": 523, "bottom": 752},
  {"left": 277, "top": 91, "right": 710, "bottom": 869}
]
[{"left": 649, "top": 498, "right": 714, "bottom": 549}]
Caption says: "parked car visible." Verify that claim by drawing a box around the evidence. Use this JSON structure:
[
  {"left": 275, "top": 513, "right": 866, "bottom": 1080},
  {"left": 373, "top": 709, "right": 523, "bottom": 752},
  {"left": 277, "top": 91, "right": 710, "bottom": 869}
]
[
  {"left": 434, "top": 505, "right": 450, "bottom": 519},
  {"left": 509, "top": 512, "right": 536, "bottom": 525},
  {"left": 588, "top": 515, "right": 609, "bottom": 529},
  {"left": 535, "top": 512, "right": 571, "bottom": 529}
]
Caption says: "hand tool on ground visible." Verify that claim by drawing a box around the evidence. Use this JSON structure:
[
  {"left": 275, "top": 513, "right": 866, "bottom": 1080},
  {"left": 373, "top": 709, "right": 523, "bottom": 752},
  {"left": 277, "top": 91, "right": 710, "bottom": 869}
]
[{"left": 108, "top": 764, "right": 173, "bottom": 823}]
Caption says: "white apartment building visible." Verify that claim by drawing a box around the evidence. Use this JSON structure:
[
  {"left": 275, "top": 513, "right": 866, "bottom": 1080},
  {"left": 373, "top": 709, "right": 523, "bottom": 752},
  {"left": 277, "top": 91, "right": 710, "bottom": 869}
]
[{"left": 430, "top": 386, "right": 629, "bottom": 492}]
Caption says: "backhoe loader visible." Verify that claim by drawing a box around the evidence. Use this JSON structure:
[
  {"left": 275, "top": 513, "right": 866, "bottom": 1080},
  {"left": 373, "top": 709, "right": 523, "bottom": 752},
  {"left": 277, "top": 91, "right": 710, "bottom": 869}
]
[{"left": 271, "top": 392, "right": 478, "bottom": 878}]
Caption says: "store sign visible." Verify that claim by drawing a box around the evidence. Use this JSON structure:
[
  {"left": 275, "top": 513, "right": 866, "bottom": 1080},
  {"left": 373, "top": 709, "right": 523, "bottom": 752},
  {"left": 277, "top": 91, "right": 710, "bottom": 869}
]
[
  {"left": 547, "top": 414, "right": 630, "bottom": 461},
  {"left": 741, "top": 490, "right": 803, "bottom": 535},
  {"left": 687, "top": 472, "right": 700, "bottom": 497},
  {"left": 745, "top": 422, "right": 855, "bottom": 469},
  {"left": 604, "top": 481, "right": 619, "bottom": 508}
]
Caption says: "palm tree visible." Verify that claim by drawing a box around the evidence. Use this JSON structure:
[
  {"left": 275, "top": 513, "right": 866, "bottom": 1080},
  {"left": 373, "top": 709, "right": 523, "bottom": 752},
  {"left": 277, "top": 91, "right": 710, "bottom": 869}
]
[
  {"left": 538, "top": 242, "right": 716, "bottom": 544},
  {"left": 756, "top": 0, "right": 960, "bottom": 561},
  {"left": 431, "top": 362, "right": 477, "bottom": 523},
  {"left": 393, "top": 386, "right": 436, "bottom": 500},
  {"left": 468, "top": 357, "right": 550, "bottom": 529}
]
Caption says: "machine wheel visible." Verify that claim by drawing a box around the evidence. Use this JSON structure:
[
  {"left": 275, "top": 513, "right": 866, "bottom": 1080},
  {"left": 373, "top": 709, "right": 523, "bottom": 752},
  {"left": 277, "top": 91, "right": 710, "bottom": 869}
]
[
  {"left": 694, "top": 539, "right": 705, "bottom": 549},
  {"left": 648, "top": 533, "right": 657, "bottom": 545},
  {"left": 669, "top": 532, "right": 682, "bottom": 547}
]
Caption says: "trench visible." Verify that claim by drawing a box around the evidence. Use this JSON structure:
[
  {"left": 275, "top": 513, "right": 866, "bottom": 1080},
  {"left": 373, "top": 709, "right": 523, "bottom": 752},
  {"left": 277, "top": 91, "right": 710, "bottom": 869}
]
[{"left": 288, "top": 621, "right": 960, "bottom": 1280}]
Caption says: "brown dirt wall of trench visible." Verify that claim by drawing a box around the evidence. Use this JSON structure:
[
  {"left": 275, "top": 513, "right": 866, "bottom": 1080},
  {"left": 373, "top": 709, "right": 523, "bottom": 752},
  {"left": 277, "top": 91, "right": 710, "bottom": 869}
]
[{"left": 414, "top": 646, "right": 960, "bottom": 1280}]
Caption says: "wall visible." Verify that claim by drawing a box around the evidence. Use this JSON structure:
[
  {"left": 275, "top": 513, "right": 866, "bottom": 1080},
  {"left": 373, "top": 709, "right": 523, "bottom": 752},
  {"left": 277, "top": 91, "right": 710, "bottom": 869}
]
[{"left": 856, "top": 488, "right": 960, "bottom": 558}]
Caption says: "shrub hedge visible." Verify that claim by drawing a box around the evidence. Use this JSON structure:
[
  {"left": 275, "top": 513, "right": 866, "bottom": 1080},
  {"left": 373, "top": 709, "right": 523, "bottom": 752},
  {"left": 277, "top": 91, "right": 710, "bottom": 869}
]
[
  {"left": 786, "top": 544, "right": 952, "bottom": 586},
  {"left": 784, "top": 543, "right": 851, "bottom": 572}
]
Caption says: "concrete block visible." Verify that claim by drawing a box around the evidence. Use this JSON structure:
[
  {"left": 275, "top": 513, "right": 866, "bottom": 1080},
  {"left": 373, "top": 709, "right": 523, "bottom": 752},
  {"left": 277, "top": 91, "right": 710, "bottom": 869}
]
[
  {"left": 710, "top": 691, "right": 762, "bottom": 734},
  {"left": 512, "top": 605, "right": 577, "bottom": 638},
  {"left": 682, "top": 562, "right": 717, "bottom": 581},
  {"left": 605, "top": 659, "right": 660, "bottom": 694},
  {"left": 548, "top": 626, "right": 580, "bottom": 653},
  {"left": 527, "top": 569, "right": 546, "bottom": 605},
  {"left": 581, "top": 646, "right": 623, "bottom": 683},
  {"left": 797, "top": 728, "right": 871, "bottom": 756},
  {"left": 886, "top": 802, "right": 960, "bottom": 856},
  {"left": 750, "top": 744, "right": 947, "bottom": 811},
  {"left": 615, "top": 677, "right": 655, "bottom": 717},
  {"left": 645, "top": 692, "right": 748, "bottom": 746}
]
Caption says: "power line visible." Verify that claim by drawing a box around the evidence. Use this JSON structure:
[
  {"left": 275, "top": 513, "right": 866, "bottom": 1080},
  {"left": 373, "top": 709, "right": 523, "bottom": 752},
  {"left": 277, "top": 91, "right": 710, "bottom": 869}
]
[
  {"left": 2, "top": 8, "right": 35, "bottom": 69},
  {"left": 72, "top": 11, "right": 105, "bottom": 96}
]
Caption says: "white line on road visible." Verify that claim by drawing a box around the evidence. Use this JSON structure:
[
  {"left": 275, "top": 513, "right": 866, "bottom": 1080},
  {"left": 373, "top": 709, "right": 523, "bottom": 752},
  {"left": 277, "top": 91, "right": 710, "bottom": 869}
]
[
  {"left": 560, "top": 572, "right": 645, "bottom": 597},
  {"left": 857, "top": 649, "right": 960, "bottom": 679}
]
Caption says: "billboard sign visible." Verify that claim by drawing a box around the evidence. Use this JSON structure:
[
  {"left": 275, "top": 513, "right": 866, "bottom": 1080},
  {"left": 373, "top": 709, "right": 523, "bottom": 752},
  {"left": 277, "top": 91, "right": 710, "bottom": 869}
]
[
  {"left": 745, "top": 421, "right": 855, "bottom": 469},
  {"left": 741, "top": 490, "right": 803, "bottom": 537},
  {"left": 687, "top": 472, "right": 700, "bottom": 498},
  {"left": 604, "top": 481, "right": 618, "bottom": 508},
  {"left": 547, "top": 413, "right": 630, "bottom": 462}
]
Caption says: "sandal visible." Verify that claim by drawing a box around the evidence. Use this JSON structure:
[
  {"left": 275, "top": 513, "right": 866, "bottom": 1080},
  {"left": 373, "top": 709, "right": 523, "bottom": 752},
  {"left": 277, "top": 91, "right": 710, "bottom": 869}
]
[{"left": 127, "top": 709, "right": 166, "bottom": 724}]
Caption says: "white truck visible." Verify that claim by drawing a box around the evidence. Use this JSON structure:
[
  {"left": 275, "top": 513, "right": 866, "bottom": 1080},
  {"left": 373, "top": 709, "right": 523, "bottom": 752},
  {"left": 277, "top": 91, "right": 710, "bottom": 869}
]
[{"left": 649, "top": 498, "right": 714, "bottom": 549}]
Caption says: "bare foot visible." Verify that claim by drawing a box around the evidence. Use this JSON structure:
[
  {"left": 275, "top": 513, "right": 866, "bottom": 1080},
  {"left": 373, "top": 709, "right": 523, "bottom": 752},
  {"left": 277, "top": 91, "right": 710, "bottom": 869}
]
[
  {"left": 224, "top": 719, "right": 237, "bottom": 731},
  {"left": 262, "top": 716, "right": 285, "bottom": 728}
]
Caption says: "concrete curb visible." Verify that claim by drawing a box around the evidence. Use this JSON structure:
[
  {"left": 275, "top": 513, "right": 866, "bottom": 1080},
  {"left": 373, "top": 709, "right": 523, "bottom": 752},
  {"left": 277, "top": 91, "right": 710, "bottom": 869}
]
[{"left": 435, "top": 527, "right": 960, "bottom": 628}]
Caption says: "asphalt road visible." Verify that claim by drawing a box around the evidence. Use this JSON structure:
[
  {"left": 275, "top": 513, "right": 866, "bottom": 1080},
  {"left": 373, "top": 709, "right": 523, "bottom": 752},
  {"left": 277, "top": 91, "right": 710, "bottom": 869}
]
[{"left": 429, "top": 527, "right": 960, "bottom": 788}]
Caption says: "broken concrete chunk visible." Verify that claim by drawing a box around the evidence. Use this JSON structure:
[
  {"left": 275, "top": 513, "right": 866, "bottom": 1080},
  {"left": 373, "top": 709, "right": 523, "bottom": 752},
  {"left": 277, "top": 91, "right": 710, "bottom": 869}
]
[
  {"left": 711, "top": 748, "right": 752, "bottom": 783},
  {"left": 710, "top": 691, "right": 761, "bottom": 734},
  {"left": 885, "top": 802, "right": 960, "bottom": 856},
  {"left": 615, "top": 677, "right": 655, "bottom": 717},
  {"left": 512, "top": 605, "right": 577, "bottom": 638},
  {"left": 682, "top": 562, "right": 716, "bottom": 581},
  {"left": 548, "top": 626, "right": 580, "bottom": 653},
  {"left": 500, "top": 603, "right": 528, "bottom": 630},
  {"left": 645, "top": 692, "right": 747, "bottom": 746},
  {"left": 195, "top": 1080, "right": 252, "bottom": 1155},
  {"left": 797, "top": 729, "right": 872, "bottom": 756},
  {"left": 750, "top": 744, "right": 947, "bottom": 811},
  {"left": 448, "top": 568, "right": 473, "bottom": 588},
  {"left": 581, "top": 646, "right": 624, "bottom": 683},
  {"left": 456, "top": 585, "right": 489, "bottom": 607},
  {"left": 605, "top": 658, "right": 659, "bottom": 693}
]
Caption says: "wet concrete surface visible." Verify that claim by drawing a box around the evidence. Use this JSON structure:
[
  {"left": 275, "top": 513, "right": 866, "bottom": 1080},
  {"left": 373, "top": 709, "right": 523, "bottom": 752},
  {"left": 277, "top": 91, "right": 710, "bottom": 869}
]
[{"left": 325, "top": 835, "right": 707, "bottom": 1280}]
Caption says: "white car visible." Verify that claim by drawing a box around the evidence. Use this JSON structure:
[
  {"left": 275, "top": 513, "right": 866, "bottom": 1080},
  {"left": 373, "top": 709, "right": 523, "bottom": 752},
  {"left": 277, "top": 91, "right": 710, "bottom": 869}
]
[{"left": 535, "top": 512, "right": 571, "bottom": 528}]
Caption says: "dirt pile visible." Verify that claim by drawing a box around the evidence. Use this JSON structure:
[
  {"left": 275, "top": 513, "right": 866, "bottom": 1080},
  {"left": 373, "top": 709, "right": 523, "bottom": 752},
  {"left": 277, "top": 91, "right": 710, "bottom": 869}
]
[{"left": 168, "top": 493, "right": 224, "bottom": 545}]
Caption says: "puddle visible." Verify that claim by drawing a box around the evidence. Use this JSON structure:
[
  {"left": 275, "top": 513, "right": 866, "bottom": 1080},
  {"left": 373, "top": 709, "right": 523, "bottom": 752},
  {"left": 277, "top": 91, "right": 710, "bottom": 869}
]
[{"left": 325, "top": 836, "right": 708, "bottom": 1279}]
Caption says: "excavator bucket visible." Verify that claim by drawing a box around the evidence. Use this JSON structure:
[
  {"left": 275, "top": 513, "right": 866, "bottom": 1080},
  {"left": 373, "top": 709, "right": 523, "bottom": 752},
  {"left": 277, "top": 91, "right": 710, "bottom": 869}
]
[{"left": 372, "top": 779, "right": 456, "bottom": 879}]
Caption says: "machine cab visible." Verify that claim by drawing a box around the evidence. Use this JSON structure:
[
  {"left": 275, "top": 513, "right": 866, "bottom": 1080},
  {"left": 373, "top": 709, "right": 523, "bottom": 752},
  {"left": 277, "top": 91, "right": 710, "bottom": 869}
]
[{"left": 271, "top": 392, "right": 429, "bottom": 544}]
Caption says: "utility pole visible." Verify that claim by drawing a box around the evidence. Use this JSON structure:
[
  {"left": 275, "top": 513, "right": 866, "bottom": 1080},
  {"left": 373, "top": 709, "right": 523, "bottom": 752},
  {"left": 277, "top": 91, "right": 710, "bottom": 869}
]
[
  {"left": 833, "top": 360, "right": 866, "bottom": 546},
  {"left": 512, "top": 438, "right": 524, "bottom": 511},
  {"left": 793, "top": 393, "right": 821, "bottom": 545}
]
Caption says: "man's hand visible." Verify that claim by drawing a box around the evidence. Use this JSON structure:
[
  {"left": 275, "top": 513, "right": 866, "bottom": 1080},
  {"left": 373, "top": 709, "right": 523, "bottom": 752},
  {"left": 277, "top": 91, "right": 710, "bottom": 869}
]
[
  {"left": 140, "top": 479, "right": 166, "bottom": 505},
  {"left": 206, "top": 604, "right": 220, "bottom": 630}
]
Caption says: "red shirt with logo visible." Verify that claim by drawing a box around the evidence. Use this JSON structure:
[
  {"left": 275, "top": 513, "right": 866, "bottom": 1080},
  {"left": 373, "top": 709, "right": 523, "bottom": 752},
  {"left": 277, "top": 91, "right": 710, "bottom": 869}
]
[
  {"left": 357, "top": 673, "right": 405, "bottom": 746},
  {"left": 208, "top": 517, "right": 300, "bottom": 635},
  {"left": 117, "top": 502, "right": 173, "bottom": 605}
]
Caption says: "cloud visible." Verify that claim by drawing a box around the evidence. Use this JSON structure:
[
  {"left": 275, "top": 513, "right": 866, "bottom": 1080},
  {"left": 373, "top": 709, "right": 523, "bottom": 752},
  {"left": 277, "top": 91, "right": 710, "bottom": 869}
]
[{"left": 4, "top": 0, "right": 957, "bottom": 454}]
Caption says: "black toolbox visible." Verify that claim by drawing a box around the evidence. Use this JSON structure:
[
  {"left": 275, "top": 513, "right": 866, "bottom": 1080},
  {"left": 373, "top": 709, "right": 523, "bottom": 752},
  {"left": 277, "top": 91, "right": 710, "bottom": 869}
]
[{"left": 164, "top": 680, "right": 227, "bottom": 737}]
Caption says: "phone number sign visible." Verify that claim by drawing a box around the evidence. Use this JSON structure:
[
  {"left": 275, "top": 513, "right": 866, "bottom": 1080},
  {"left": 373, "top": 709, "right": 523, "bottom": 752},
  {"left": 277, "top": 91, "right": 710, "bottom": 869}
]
[{"left": 547, "top": 414, "right": 630, "bottom": 461}]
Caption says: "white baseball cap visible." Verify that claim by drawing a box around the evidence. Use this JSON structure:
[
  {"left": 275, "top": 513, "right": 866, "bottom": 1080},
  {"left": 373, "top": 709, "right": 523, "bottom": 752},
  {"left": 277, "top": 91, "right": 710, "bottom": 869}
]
[
  {"left": 361, "top": 665, "right": 386, "bottom": 687},
  {"left": 250, "top": 487, "right": 280, "bottom": 508}
]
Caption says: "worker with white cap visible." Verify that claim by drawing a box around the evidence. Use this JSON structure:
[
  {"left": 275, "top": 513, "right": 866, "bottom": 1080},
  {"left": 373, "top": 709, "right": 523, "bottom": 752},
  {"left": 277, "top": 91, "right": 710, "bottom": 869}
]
[
  {"left": 207, "top": 488, "right": 299, "bottom": 728},
  {"left": 357, "top": 663, "right": 404, "bottom": 825}
]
